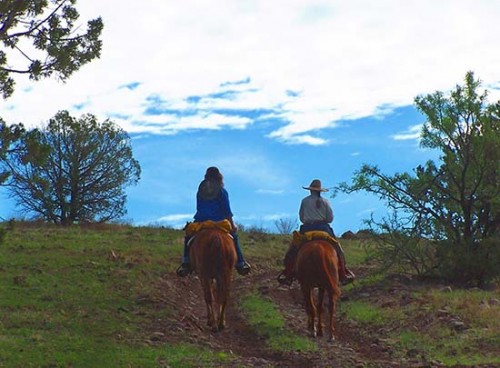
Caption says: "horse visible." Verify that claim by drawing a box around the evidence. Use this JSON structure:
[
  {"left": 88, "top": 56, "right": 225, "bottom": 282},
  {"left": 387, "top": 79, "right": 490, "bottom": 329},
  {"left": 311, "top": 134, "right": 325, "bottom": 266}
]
[
  {"left": 295, "top": 239, "right": 341, "bottom": 341},
  {"left": 189, "top": 228, "right": 237, "bottom": 332}
]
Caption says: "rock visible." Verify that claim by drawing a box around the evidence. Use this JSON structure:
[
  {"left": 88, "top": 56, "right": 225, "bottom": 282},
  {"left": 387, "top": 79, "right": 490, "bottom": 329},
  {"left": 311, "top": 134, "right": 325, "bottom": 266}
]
[
  {"left": 341, "top": 230, "right": 357, "bottom": 239},
  {"left": 406, "top": 348, "right": 419, "bottom": 358},
  {"left": 150, "top": 332, "right": 165, "bottom": 341},
  {"left": 489, "top": 297, "right": 500, "bottom": 306},
  {"left": 450, "top": 319, "right": 467, "bottom": 331},
  {"left": 437, "top": 308, "right": 450, "bottom": 317},
  {"left": 356, "top": 229, "right": 374, "bottom": 238},
  {"left": 479, "top": 300, "right": 490, "bottom": 309}
]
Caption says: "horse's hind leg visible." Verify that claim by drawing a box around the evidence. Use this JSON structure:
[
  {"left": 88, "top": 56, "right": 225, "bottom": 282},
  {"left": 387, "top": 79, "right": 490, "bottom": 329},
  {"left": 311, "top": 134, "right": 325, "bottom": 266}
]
[
  {"left": 327, "top": 287, "right": 340, "bottom": 341},
  {"left": 215, "top": 277, "right": 231, "bottom": 331},
  {"left": 301, "top": 286, "right": 317, "bottom": 337},
  {"left": 317, "top": 288, "right": 325, "bottom": 337},
  {"left": 201, "top": 279, "right": 215, "bottom": 329}
]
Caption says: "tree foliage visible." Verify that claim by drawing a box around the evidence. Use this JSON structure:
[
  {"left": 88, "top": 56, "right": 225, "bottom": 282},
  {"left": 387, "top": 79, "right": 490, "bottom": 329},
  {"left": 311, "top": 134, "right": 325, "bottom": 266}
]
[
  {"left": 337, "top": 72, "right": 500, "bottom": 284},
  {"left": 0, "top": 111, "right": 141, "bottom": 224},
  {"left": 0, "top": 117, "right": 48, "bottom": 184},
  {"left": 0, "top": 0, "right": 103, "bottom": 99}
]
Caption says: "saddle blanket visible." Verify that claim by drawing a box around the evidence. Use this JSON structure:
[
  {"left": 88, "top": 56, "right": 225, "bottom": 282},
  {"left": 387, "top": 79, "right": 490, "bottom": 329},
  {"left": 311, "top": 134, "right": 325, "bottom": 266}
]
[
  {"left": 292, "top": 230, "right": 339, "bottom": 248},
  {"left": 184, "top": 219, "right": 232, "bottom": 237}
]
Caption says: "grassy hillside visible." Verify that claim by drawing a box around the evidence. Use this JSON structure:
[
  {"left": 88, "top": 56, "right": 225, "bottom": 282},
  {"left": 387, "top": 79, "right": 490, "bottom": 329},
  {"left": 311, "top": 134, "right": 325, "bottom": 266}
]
[{"left": 0, "top": 222, "right": 498, "bottom": 367}]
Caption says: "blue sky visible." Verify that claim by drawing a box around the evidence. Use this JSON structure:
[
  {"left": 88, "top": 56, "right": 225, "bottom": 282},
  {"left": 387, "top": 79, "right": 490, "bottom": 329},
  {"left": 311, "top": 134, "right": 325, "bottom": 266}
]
[{"left": 1, "top": 0, "right": 500, "bottom": 233}]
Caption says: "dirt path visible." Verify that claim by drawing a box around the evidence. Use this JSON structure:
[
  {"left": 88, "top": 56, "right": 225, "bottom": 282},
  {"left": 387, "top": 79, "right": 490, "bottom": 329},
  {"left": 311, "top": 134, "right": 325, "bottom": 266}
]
[{"left": 144, "top": 265, "right": 411, "bottom": 367}]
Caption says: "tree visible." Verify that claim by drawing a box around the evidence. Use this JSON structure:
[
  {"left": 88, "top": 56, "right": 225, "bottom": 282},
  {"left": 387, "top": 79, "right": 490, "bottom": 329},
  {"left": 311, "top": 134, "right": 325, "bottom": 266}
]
[
  {"left": 0, "top": 0, "right": 103, "bottom": 99},
  {"left": 0, "top": 110, "right": 141, "bottom": 224},
  {"left": 337, "top": 72, "right": 499, "bottom": 284},
  {"left": 274, "top": 217, "right": 298, "bottom": 235}
]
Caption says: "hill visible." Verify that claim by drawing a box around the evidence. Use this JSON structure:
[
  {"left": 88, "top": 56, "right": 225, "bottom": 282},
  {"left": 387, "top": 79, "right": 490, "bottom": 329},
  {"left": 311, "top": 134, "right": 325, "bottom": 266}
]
[{"left": 0, "top": 222, "right": 498, "bottom": 367}]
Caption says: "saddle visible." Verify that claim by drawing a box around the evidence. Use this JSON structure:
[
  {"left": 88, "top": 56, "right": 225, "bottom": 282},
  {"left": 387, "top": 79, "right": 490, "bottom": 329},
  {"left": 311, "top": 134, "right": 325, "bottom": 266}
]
[
  {"left": 278, "top": 230, "right": 341, "bottom": 285},
  {"left": 291, "top": 230, "right": 339, "bottom": 248},
  {"left": 184, "top": 220, "right": 232, "bottom": 238}
]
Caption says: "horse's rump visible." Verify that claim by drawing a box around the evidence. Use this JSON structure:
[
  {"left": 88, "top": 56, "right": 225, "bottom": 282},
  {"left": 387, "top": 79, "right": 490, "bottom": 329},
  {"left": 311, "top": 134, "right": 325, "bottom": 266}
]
[
  {"left": 295, "top": 239, "right": 341, "bottom": 341},
  {"left": 296, "top": 240, "right": 340, "bottom": 290},
  {"left": 188, "top": 227, "right": 237, "bottom": 332},
  {"left": 190, "top": 228, "right": 237, "bottom": 278}
]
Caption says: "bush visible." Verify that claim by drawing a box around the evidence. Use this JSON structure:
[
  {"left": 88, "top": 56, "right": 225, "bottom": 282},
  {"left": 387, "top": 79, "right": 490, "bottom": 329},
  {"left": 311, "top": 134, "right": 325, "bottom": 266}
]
[
  {"left": 436, "top": 238, "right": 500, "bottom": 286},
  {"left": 274, "top": 218, "right": 298, "bottom": 235},
  {"left": 367, "top": 231, "right": 437, "bottom": 276}
]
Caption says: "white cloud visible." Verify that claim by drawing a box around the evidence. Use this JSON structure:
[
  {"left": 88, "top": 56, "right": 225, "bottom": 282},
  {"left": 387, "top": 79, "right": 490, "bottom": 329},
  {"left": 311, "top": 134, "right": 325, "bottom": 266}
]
[
  {"left": 3, "top": 0, "right": 500, "bottom": 144},
  {"left": 270, "top": 133, "right": 328, "bottom": 146},
  {"left": 256, "top": 189, "right": 285, "bottom": 195},
  {"left": 392, "top": 124, "right": 423, "bottom": 141},
  {"left": 240, "top": 213, "right": 292, "bottom": 222},
  {"left": 156, "top": 214, "right": 193, "bottom": 222}
]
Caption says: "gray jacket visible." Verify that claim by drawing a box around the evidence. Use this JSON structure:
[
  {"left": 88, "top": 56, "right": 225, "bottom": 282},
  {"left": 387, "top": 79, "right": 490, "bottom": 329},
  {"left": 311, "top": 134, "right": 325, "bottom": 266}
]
[{"left": 299, "top": 194, "right": 334, "bottom": 224}]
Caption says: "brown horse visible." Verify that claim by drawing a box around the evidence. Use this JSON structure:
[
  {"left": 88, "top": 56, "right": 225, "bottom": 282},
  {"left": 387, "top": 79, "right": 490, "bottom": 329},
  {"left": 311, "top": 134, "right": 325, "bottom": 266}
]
[
  {"left": 189, "top": 228, "right": 237, "bottom": 332},
  {"left": 295, "top": 239, "right": 341, "bottom": 341}
]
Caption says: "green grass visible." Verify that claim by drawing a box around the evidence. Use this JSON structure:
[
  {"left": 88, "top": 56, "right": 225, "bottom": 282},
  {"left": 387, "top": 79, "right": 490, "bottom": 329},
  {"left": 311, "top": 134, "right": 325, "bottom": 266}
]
[
  {"left": 1, "top": 222, "right": 499, "bottom": 367},
  {"left": 425, "top": 289, "right": 500, "bottom": 330},
  {"left": 240, "top": 292, "right": 317, "bottom": 352},
  {"left": 341, "top": 300, "right": 401, "bottom": 325},
  {"left": 392, "top": 288, "right": 500, "bottom": 366},
  {"left": 343, "top": 280, "right": 500, "bottom": 366},
  {"left": 339, "top": 239, "right": 370, "bottom": 266},
  {"left": 239, "top": 231, "right": 290, "bottom": 269},
  {"left": 394, "top": 328, "right": 500, "bottom": 366},
  {"left": 0, "top": 223, "right": 230, "bottom": 367}
]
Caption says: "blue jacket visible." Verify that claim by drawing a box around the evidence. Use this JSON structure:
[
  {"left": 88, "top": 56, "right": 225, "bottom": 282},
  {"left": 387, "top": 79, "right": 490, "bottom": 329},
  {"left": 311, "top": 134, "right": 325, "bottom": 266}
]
[{"left": 194, "top": 186, "right": 233, "bottom": 222}]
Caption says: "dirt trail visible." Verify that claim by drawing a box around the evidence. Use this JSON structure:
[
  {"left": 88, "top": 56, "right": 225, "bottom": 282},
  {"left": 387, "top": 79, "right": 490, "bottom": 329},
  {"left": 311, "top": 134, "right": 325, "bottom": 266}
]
[{"left": 145, "top": 265, "right": 410, "bottom": 368}]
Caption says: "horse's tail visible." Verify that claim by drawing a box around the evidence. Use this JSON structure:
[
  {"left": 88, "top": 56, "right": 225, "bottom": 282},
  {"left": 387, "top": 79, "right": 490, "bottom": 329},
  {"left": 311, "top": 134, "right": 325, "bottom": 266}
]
[
  {"left": 209, "top": 231, "right": 224, "bottom": 272},
  {"left": 209, "top": 231, "right": 234, "bottom": 305},
  {"left": 323, "top": 245, "right": 341, "bottom": 298},
  {"left": 302, "top": 241, "right": 341, "bottom": 297}
]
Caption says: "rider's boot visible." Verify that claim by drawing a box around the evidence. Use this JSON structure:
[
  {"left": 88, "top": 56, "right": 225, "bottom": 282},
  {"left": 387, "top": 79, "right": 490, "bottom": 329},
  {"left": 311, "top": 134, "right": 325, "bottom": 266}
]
[
  {"left": 176, "top": 236, "right": 192, "bottom": 277},
  {"left": 233, "top": 233, "right": 251, "bottom": 275}
]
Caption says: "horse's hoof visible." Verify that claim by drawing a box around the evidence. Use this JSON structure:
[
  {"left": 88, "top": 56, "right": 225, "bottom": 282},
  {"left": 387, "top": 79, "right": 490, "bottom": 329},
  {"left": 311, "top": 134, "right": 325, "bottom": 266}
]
[{"left": 328, "top": 336, "right": 336, "bottom": 342}]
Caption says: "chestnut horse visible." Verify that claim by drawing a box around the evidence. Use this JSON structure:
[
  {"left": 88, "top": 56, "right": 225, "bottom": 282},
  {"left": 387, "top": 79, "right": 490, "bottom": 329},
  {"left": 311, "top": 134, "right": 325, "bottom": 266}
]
[
  {"left": 189, "top": 228, "right": 237, "bottom": 332},
  {"left": 295, "top": 239, "right": 341, "bottom": 341}
]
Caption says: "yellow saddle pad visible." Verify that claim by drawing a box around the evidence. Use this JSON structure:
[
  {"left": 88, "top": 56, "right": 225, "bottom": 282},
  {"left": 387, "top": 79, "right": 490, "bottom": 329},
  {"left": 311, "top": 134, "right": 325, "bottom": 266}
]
[
  {"left": 185, "top": 220, "right": 232, "bottom": 237},
  {"left": 292, "top": 230, "right": 338, "bottom": 247}
]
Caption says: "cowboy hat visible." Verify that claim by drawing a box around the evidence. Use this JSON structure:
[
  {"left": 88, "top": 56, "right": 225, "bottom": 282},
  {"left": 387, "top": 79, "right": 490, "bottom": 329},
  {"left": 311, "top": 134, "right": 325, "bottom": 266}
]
[{"left": 302, "top": 179, "right": 328, "bottom": 192}]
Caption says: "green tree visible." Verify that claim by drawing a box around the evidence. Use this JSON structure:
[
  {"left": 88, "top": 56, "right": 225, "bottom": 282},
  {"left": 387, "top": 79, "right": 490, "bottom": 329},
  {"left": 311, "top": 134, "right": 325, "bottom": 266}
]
[
  {"left": 0, "top": 118, "right": 48, "bottom": 184},
  {"left": 0, "top": 0, "right": 103, "bottom": 99},
  {"left": 337, "top": 72, "right": 500, "bottom": 284},
  {"left": 0, "top": 110, "right": 141, "bottom": 224}
]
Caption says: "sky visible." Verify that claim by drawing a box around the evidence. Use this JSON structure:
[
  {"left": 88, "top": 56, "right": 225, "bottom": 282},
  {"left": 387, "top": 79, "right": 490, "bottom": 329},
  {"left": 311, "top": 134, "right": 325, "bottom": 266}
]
[{"left": 1, "top": 0, "right": 500, "bottom": 234}]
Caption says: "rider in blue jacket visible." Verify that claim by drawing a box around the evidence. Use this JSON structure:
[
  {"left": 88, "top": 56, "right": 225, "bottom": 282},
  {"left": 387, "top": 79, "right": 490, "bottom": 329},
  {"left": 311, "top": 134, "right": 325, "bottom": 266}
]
[{"left": 176, "top": 166, "right": 251, "bottom": 277}]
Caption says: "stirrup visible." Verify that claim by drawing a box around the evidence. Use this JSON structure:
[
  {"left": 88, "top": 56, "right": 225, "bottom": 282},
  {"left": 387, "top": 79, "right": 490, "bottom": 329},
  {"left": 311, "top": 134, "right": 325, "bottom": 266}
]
[
  {"left": 176, "top": 263, "right": 191, "bottom": 277},
  {"left": 236, "top": 261, "right": 251, "bottom": 276},
  {"left": 340, "top": 271, "right": 355, "bottom": 285}
]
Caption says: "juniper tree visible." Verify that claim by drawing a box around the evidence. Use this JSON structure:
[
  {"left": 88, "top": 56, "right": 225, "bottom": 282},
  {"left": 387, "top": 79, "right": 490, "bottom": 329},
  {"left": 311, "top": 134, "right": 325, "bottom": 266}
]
[
  {"left": 337, "top": 72, "right": 499, "bottom": 284},
  {"left": 0, "top": 0, "right": 103, "bottom": 99},
  {"left": 0, "top": 111, "right": 141, "bottom": 224}
]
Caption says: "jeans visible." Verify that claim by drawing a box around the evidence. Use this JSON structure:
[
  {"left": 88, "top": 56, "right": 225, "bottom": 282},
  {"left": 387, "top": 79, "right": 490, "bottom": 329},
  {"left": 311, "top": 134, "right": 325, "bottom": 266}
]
[{"left": 299, "top": 223, "right": 336, "bottom": 238}]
